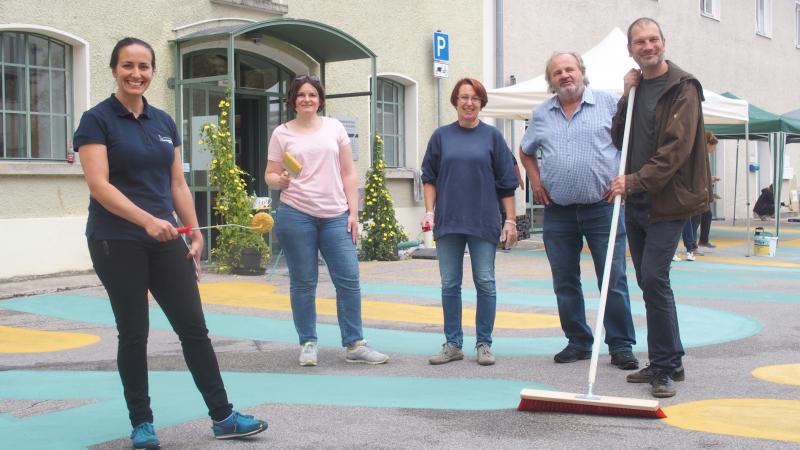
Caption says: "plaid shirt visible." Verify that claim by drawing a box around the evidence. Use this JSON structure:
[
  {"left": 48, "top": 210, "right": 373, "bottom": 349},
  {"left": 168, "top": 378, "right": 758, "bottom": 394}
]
[{"left": 521, "top": 88, "right": 620, "bottom": 205}]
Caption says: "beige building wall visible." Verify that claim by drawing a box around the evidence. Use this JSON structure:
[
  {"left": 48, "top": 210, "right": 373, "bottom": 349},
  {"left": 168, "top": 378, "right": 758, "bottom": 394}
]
[
  {"left": 0, "top": 0, "right": 488, "bottom": 278},
  {"left": 502, "top": 0, "right": 800, "bottom": 222}
]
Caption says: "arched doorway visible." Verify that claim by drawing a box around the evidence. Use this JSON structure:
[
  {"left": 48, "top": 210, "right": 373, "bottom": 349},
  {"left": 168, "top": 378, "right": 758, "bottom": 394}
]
[{"left": 173, "top": 19, "right": 377, "bottom": 259}]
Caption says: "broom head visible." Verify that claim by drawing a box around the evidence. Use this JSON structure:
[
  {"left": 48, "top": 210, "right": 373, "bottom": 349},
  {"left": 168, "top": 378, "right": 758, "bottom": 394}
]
[{"left": 519, "top": 389, "right": 665, "bottom": 419}]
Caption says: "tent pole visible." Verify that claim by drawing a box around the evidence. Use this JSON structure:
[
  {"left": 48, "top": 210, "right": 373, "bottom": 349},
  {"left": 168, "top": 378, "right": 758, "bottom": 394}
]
[
  {"left": 733, "top": 140, "right": 740, "bottom": 226},
  {"left": 745, "top": 123, "right": 751, "bottom": 257}
]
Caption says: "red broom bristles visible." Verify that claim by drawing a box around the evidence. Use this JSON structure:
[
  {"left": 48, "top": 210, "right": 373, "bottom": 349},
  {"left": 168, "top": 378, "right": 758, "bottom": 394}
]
[{"left": 518, "top": 398, "right": 666, "bottom": 419}]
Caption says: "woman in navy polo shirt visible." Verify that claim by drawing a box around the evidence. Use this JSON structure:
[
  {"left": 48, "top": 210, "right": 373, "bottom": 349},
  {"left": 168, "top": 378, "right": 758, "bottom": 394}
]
[{"left": 74, "top": 37, "right": 266, "bottom": 449}]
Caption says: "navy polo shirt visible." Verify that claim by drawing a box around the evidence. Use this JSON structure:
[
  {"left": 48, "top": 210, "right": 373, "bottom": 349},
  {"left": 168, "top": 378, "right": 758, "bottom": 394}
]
[{"left": 74, "top": 95, "right": 181, "bottom": 241}]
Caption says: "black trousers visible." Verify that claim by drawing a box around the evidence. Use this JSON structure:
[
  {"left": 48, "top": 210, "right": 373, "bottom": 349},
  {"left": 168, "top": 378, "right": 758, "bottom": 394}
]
[
  {"left": 624, "top": 204, "right": 686, "bottom": 371},
  {"left": 88, "top": 238, "right": 232, "bottom": 426},
  {"left": 693, "top": 210, "right": 713, "bottom": 244}
]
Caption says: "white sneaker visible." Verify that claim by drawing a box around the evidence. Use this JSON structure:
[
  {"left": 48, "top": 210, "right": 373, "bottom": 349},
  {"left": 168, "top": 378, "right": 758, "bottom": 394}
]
[
  {"left": 476, "top": 343, "right": 496, "bottom": 366},
  {"left": 686, "top": 251, "right": 695, "bottom": 261},
  {"left": 299, "top": 341, "right": 318, "bottom": 366},
  {"left": 672, "top": 253, "right": 682, "bottom": 262},
  {"left": 346, "top": 340, "right": 389, "bottom": 364}
]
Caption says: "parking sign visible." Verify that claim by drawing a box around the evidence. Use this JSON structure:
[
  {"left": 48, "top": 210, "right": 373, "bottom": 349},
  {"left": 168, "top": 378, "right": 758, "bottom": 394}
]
[{"left": 433, "top": 32, "right": 449, "bottom": 62}]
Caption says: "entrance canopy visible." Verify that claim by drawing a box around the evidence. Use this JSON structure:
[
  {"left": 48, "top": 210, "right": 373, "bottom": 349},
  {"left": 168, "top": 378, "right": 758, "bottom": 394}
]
[
  {"left": 173, "top": 18, "right": 378, "bottom": 158},
  {"left": 482, "top": 28, "right": 749, "bottom": 126}
]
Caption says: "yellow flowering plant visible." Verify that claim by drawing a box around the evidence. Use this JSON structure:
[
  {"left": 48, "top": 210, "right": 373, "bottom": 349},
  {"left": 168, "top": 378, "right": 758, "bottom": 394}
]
[
  {"left": 201, "top": 94, "right": 269, "bottom": 272},
  {"left": 358, "top": 135, "right": 407, "bottom": 260}
]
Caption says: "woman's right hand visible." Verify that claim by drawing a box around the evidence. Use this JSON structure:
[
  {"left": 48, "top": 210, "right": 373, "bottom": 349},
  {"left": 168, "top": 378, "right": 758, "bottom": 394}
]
[
  {"left": 276, "top": 170, "right": 292, "bottom": 190},
  {"left": 421, "top": 211, "right": 435, "bottom": 230},
  {"left": 145, "top": 217, "right": 178, "bottom": 241}
]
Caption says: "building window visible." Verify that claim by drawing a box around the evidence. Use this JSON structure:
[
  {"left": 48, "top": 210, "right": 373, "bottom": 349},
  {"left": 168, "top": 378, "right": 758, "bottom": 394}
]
[
  {"left": 700, "top": 0, "right": 721, "bottom": 20},
  {"left": 376, "top": 78, "right": 404, "bottom": 167},
  {"left": 1, "top": 32, "right": 72, "bottom": 160},
  {"left": 756, "top": 0, "right": 773, "bottom": 38},
  {"left": 796, "top": 2, "right": 800, "bottom": 48}
]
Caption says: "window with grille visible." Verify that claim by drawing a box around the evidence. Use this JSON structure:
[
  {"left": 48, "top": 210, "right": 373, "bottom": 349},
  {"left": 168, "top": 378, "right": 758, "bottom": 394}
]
[
  {"left": 1, "top": 32, "right": 72, "bottom": 160},
  {"left": 376, "top": 78, "right": 405, "bottom": 167}
]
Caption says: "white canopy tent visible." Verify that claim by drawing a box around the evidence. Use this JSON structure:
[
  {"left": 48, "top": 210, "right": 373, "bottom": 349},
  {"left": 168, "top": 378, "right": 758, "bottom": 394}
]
[{"left": 482, "top": 28, "right": 749, "bottom": 126}]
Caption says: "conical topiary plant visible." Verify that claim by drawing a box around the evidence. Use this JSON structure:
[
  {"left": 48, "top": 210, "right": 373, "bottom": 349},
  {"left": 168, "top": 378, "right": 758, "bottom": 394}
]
[{"left": 359, "top": 135, "right": 407, "bottom": 261}]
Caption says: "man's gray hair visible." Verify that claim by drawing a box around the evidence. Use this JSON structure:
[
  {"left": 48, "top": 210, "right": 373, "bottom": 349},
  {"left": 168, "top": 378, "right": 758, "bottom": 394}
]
[{"left": 544, "top": 52, "right": 589, "bottom": 94}]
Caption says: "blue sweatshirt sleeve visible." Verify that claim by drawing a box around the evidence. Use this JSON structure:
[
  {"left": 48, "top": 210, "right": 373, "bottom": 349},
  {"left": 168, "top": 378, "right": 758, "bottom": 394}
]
[
  {"left": 492, "top": 130, "right": 518, "bottom": 198},
  {"left": 421, "top": 129, "right": 440, "bottom": 184}
]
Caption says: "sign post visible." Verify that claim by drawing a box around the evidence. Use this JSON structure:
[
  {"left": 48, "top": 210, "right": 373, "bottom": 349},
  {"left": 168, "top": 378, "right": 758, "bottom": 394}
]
[{"left": 433, "top": 31, "right": 450, "bottom": 126}]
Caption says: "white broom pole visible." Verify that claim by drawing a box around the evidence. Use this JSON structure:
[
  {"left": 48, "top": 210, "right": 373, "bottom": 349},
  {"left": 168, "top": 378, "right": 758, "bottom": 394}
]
[{"left": 586, "top": 86, "right": 636, "bottom": 398}]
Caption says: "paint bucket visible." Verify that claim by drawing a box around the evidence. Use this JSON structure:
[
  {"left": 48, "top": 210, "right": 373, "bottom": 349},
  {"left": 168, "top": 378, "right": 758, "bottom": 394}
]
[{"left": 754, "top": 236, "right": 778, "bottom": 257}]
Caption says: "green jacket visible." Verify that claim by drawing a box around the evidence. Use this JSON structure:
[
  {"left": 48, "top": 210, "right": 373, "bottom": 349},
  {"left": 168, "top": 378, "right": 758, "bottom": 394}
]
[{"left": 611, "top": 61, "right": 711, "bottom": 222}]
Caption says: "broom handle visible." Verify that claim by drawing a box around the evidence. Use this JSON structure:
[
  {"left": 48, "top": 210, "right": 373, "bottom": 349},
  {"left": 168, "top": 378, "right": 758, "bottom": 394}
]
[{"left": 587, "top": 86, "right": 636, "bottom": 394}]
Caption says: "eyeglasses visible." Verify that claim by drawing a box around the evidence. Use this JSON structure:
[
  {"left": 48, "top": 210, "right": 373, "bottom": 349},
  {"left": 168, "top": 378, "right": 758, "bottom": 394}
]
[
  {"left": 458, "top": 95, "right": 482, "bottom": 104},
  {"left": 294, "top": 74, "right": 321, "bottom": 82}
]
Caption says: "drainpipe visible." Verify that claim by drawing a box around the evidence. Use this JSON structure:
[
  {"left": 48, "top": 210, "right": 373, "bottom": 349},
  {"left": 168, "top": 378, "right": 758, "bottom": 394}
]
[{"left": 495, "top": 0, "right": 504, "bottom": 133}]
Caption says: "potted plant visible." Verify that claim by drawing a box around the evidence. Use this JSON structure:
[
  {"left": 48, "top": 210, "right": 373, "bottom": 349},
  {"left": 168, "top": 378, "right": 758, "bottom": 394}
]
[{"left": 200, "top": 95, "right": 269, "bottom": 273}]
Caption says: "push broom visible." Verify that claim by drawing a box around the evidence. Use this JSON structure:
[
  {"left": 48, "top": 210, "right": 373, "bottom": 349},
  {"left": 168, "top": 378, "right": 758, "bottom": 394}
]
[{"left": 518, "top": 87, "right": 665, "bottom": 418}]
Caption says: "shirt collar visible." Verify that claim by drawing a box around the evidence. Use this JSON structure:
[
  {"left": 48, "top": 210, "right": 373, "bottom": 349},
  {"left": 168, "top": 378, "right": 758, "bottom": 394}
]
[
  {"left": 547, "top": 87, "right": 595, "bottom": 111},
  {"left": 109, "top": 94, "right": 151, "bottom": 119}
]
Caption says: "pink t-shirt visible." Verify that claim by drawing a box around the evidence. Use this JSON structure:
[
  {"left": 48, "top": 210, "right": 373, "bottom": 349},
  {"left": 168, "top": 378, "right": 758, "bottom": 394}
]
[{"left": 267, "top": 117, "right": 351, "bottom": 218}]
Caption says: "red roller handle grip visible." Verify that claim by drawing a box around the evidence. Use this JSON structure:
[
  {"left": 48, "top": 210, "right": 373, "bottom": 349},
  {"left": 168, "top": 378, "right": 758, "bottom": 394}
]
[{"left": 176, "top": 225, "right": 192, "bottom": 235}]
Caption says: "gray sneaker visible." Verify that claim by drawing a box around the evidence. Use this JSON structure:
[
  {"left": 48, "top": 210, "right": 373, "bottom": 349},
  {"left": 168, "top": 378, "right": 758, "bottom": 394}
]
[
  {"left": 299, "top": 341, "right": 318, "bottom": 366},
  {"left": 476, "top": 343, "right": 495, "bottom": 366},
  {"left": 345, "top": 340, "right": 389, "bottom": 364},
  {"left": 429, "top": 342, "right": 464, "bottom": 365}
]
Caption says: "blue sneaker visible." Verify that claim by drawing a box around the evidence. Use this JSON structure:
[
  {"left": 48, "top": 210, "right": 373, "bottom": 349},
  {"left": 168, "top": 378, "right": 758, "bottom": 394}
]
[
  {"left": 130, "top": 422, "right": 160, "bottom": 449},
  {"left": 212, "top": 411, "right": 268, "bottom": 439}
]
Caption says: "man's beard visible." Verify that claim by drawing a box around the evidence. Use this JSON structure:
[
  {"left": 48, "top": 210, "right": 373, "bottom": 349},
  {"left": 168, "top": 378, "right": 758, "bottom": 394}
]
[{"left": 556, "top": 82, "right": 583, "bottom": 102}]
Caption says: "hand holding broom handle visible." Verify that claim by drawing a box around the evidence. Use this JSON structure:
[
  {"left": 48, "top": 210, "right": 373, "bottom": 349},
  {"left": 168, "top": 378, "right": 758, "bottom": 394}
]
[{"left": 586, "top": 86, "right": 636, "bottom": 398}]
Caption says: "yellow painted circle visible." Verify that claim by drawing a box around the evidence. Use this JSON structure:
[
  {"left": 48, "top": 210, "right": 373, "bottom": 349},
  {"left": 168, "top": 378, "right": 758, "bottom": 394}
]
[
  {"left": 752, "top": 364, "right": 800, "bottom": 387},
  {"left": 199, "top": 282, "right": 560, "bottom": 329},
  {"left": 663, "top": 399, "right": 800, "bottom": 443},
  {"left": 0, "top": 325, "right": 100, "bottom": 353}
]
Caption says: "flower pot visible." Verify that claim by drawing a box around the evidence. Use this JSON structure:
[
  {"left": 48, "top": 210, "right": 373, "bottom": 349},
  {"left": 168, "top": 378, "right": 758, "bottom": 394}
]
[{"left": 233, "top": 247, "right": 265, "bottom": 276}]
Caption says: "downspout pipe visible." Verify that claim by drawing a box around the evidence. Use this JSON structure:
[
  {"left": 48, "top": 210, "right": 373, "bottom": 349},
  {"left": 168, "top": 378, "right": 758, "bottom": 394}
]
[{"left": 495, "top": 0, "right": 504, "bottom": 133}]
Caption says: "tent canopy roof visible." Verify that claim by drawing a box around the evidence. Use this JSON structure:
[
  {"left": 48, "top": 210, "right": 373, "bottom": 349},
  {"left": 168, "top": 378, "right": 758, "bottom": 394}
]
[
  {"left": 707, "top": 92, "right": 800, "bottom": 141},
  {"left": 483, "top": 28, "right": 748, "bottom": 125}
]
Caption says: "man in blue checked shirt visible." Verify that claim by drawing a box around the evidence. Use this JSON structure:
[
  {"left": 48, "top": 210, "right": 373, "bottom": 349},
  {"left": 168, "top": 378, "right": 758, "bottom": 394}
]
[{"left": 518, "top": 52, "right": 638, "bottom": 371}]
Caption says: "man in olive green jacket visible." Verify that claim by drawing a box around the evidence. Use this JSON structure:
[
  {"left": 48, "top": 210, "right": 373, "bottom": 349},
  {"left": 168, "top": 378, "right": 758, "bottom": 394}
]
[{"left": 606, "top": 17, "right": 710, "bottom": 399}]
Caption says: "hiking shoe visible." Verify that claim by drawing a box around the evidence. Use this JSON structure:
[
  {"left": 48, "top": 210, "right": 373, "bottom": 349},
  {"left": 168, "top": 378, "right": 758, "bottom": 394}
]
[
  {"left": 672, "top": 253, "right": 682, "bottom": 262},
  {"left": 553, "top": 346, "right": 592, "bottom": 363},
  {"left": 610, "top": 351, "right": 639, "bottom": 370},
  {"left": 429, "top": 342, "right": 464, "bottom": 365},
  {"left": 698, "top": 241, "right": 716, "bottom": 248},
  {"left": 651, "top": 371, "right": 677, "bottom": 398},
  {"left": 476, "top": 343, "right": 496, "bottom": 366},
  {"left": 131, "top": 422, "right": 160, "bottom": 449},
  {"left": 345, "top": 340, "right": 389, "bottom": 364},
  {"left": 627, "top": 364, "right": 685, "bottom": 383},
  {"left": 299, "top": 341, "right": 318, "bottom": 366},
  {"left": 686, "top": 251, "right": 696, "bottom": 261},
  {"left": 212, "top": 411, "right": 268, "bottom": 439}
]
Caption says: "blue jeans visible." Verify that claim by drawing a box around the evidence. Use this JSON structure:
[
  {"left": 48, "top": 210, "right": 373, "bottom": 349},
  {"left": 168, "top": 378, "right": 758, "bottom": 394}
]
[
  {"left": 625, "top": 203, "right": 685, "bottom": 370},
  {"left": 275, "top": 204, "right": 363, "bottom": 347},
  {"left": 436, "top": 234, "right": 498, "bottom": 348},
  {"left": 542, "top": 202, "right": 636, "bottom": 354}
]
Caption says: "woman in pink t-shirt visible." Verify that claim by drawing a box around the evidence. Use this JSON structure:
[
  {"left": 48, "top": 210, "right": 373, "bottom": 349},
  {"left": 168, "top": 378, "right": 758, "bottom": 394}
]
[{"left": 265, "top": 75, "right": 388, "bottom": 367}]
